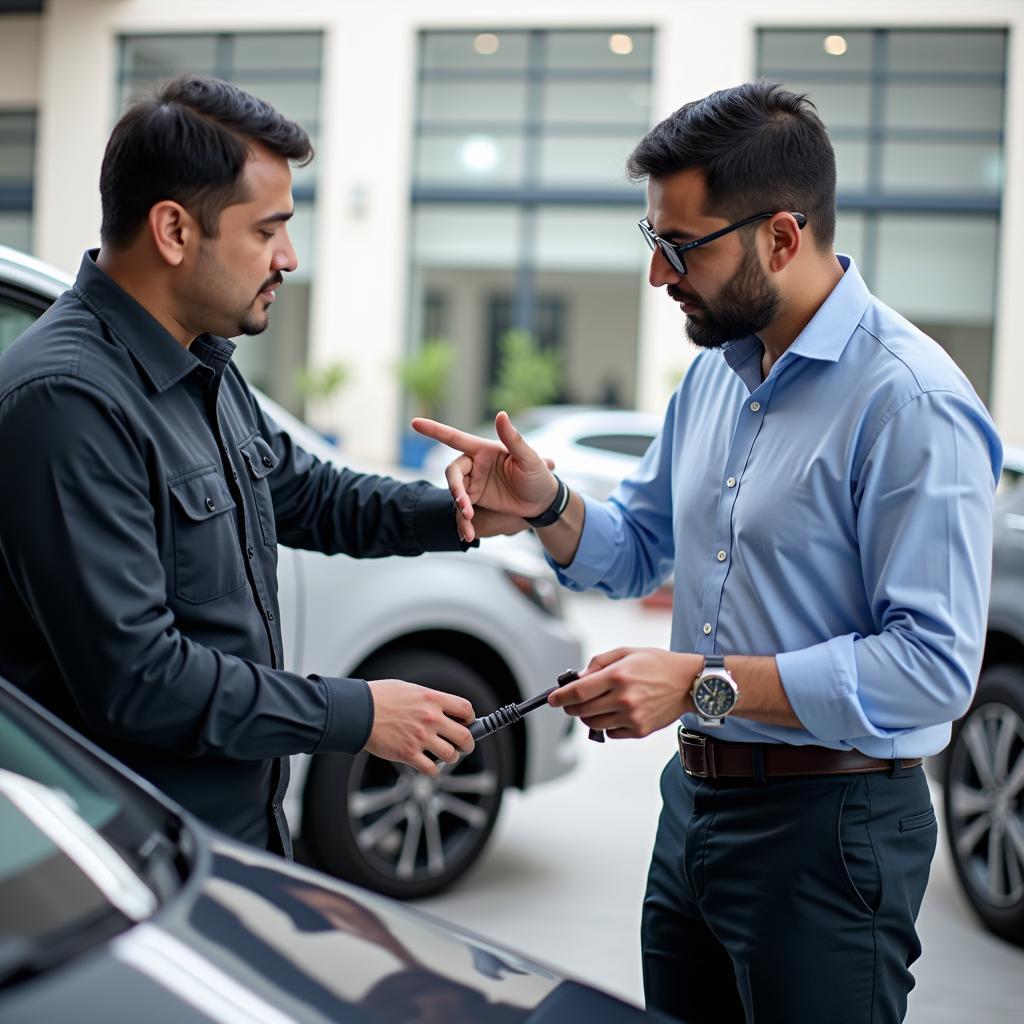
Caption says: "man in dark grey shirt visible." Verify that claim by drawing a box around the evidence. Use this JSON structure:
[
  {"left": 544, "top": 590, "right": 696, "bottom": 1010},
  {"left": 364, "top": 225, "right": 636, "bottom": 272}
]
[{"left": 0, "top": 76, "right": 507, "bottom": 854}]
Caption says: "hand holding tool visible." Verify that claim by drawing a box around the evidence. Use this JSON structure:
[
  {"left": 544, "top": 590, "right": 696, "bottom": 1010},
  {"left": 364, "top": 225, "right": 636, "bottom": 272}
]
[{"left": 469, "top": 669, "right": 604, "bottom": 743}]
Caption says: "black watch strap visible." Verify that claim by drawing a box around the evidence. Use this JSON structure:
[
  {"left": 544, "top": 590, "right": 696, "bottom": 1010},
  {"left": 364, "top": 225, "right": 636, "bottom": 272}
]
[
  {"left": 524, "top": 476, "right": 570, "bottom": 528},
  {"left": 703, "top": 654, "right": 725, "bottom": 671}
]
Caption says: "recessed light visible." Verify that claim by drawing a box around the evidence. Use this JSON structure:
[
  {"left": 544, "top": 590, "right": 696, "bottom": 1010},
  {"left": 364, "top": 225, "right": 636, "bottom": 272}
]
[
  {"left": 609, "top": 33, "right": 634, "bottom": 56},
  {"left": 473, "top": 33, "right": 500, "bottom": 56},
  {"left": 824, "top": 34, "right": 848, "bottom": 56}
]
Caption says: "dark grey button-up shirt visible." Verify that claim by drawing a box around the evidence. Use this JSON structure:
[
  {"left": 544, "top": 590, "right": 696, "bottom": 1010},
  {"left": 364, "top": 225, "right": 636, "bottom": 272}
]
[{"left": 0, "top": 252, "right": 467, "bottom": 853}]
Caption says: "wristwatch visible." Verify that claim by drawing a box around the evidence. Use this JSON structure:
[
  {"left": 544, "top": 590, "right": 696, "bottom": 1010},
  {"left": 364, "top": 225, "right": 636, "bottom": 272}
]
[
  {"left": 524, "top": 475, "right": 570, "bottom": 528},
  {"left": 691, "top": 654, "right": 739, "bottom": 727}
]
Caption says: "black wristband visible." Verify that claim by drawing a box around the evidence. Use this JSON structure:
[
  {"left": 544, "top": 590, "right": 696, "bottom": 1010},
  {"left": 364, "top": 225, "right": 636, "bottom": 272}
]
[{"left": 524, "top": 475, "right": 570, "bottom": 528}]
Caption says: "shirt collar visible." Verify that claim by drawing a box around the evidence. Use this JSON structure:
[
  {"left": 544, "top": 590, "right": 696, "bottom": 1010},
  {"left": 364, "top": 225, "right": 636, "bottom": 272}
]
[
  {"left": 723, "top": 254, "right": 871, "bottom": 388},
  {"left": 72, "top": 250, "right": 234, "bottom": 393},
  {"left": 784, "top": 254, "right": 871, "bottom": 364}
]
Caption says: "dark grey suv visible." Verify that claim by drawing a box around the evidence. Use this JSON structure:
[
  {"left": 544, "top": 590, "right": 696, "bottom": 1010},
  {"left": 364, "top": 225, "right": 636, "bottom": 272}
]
[{"left": 931, "top": 469, "right": 1024, "bottom": 947}]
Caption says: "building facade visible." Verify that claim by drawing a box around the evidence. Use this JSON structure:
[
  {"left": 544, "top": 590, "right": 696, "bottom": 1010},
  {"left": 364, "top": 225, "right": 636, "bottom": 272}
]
[{"left": 1, "top": 0, "right": 1022, "bottom": 461}]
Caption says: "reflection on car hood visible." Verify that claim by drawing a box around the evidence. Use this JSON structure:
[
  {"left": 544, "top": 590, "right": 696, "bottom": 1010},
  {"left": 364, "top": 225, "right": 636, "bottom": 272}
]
[{"left": 156, "top": 839, "right": 661, "bottom": 1023}]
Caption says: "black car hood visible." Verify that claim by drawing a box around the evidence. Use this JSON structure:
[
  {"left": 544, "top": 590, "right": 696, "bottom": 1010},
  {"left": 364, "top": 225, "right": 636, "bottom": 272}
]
[{"left": 3, "top": 834, "right": 666, "bottom": 1023}]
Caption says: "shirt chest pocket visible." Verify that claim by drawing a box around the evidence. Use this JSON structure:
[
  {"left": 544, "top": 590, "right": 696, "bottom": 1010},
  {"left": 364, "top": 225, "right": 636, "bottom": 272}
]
[
  {"left": 168, "top": 469, "right": 246, "bottom": 603},
  {"left": 239, "top": 434, "right": 279, "bottom": 548}
]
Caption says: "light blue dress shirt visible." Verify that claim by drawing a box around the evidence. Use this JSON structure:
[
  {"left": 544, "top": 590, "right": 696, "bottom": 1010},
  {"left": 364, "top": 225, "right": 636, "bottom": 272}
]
[{"left": 551, "top": 256, "right": 1002, "bottom": 757}]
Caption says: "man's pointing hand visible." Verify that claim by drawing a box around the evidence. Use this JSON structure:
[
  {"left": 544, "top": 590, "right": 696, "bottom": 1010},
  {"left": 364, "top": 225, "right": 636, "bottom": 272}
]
[{"left": 412, "top": 411, "right": 558, "bottom": 543}]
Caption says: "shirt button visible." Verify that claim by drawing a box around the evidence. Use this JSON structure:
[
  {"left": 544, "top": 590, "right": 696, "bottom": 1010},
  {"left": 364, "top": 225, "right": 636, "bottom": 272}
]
[
  {"left": 262, "top": 456, "right": 273, "bottom": 468},
  {"left": 247, "top": 545, "right": 255, "bottom": 560},
  {"left": 231, "top": 470, "right": 238, "bottom": 481},
  {"left": 717, "top": 550, "right": 727, "bottom": 562},
  {"left": 726, "top": 477, "right": 736, "bottom": 488},
  {"left": 205, "top": 497, "right": 216, "bottom": 511},
  {"left": 703, "top": 623, "right": 712, "bottom": 635},
  {"left": 749, "top": 401, "right": 761, "bottom": 412},
  {"left": 267, "top": 610, "right": 275, "bottom": 621}
]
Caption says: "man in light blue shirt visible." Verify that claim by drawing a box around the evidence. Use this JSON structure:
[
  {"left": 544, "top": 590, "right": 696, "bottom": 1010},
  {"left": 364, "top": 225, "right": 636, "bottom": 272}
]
[{"left": 414, "top": 81, "right": 1001, "bottom": 1023}]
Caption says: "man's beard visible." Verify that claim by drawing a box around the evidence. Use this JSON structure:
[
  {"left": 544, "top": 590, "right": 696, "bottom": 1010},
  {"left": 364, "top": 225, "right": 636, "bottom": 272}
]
[
  {"left": 195, "top": 244, "right": 277, "bottom": 338},
  {"left": 238, "top": 308, "right": 271, "bottom": 336},
  {"left": 671, "top": 243, "right": 780, "bottom": 350}
]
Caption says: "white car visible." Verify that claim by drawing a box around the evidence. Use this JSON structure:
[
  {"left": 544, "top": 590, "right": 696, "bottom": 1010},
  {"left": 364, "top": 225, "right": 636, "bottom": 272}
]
[
  {"left": 423, "top": 405, "right": 663, "bottom": 501},
  {"left": 0, "top": 244, "right": 582, "bottom": 900}
]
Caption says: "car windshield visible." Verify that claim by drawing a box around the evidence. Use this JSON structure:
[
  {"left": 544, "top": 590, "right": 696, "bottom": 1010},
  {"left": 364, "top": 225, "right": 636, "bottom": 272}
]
[{"left": 0, "top": 687, "right": 190, "bottom": 987}]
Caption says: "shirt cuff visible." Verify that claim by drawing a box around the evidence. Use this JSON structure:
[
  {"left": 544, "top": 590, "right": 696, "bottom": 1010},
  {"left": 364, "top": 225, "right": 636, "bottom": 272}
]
[
  {"left": 313, "top": 675, "right": 374, "bottom": 753},
  {"left": 776, "top": 634, "right": 877, "bottom": 744},
  {"left": 544, "top": 493, "right": 619, "bottom": 591},
  {"left": 409, "top": 483, "right": 478, "bottom": 551}
]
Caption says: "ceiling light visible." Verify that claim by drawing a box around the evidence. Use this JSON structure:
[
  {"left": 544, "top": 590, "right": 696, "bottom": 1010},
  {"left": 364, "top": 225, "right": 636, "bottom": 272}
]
[
  {"left": 824, "top": 34, "right": 848, "bottom": 56},
  {"left": 609, "top": 33, "right": 634, "bottom": 56},
  {"left": 473, "top": 33, "right": 500, "bottom": 55},
  {"left": 459, "top": 135, "right": 499, "bottom": 173}
]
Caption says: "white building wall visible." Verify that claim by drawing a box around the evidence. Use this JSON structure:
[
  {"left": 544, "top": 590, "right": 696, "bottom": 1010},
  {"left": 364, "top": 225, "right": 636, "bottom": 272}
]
[{"left": 18, "top": 0, "right": 1024, "bottom": 457}]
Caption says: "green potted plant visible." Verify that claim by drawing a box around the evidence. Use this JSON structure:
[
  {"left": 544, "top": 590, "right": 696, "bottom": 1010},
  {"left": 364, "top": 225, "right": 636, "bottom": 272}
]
[
  {"left": 489, "top": 328, "right": 562, "bottom": 416},
  {"left": 296, "top": 361, "right": 351, "bottom": 445},
  {"left": 397, "top": 338, "right": 454, "bottom": 466}
]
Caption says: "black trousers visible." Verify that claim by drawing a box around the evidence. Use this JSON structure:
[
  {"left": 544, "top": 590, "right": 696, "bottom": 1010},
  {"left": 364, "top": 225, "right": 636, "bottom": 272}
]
[{"left": 642, "top": 754, "right": 937, "bottom": 1024}]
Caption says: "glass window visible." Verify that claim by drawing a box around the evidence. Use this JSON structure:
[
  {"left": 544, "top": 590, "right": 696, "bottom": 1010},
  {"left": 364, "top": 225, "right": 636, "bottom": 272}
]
[
  {"left": 421, "top": 31, "right": 529, "bottom": 72},
  {"left": 413, "top": 205, "right": 520, "bottom": 270},
  {"left": 409, "top": 29, "right": 654, "bottom": 446},
  {"left": 874, "top": 214, "right": 998, "bottom": 325},
  {"left": 882, "top": 141, "right": 1002, "bottom": 194},
  {"left": 0, "top": 294, "right": 37, "bottom": 353},
  {"left": 885, "top": 83, "right": 1003, "bottom": 133},
  {"left": 887, "top": 31, "right": 1005, "bottom": 73},
  {"left": 545, "top": 30, "right": 654, "bottom": 70},
  {"left": 415, "top": 134, "right": 525, "bottom": 188},
  {"left": 759, "top": 30, "right": 874, "bottom": 73},
  {"left": 542, "top": 80, "right": 652, "bottom": 126},
  {"left": 535, "top": 207, "right": 646, "bottom": 272},
  {"left": 577, "top": 433, "right": 655, "bottom": 457},
  {"left": 539, "top": 133, "right": 639, "bottom": 188},
  {"left": 420, "top": 80, "right": 527, "bottom": 125},
  {"left": 833, "top": 139, "right": 871, "bottom": 192},
  {"left": 121, "top": 35, "right": 219, "bottom": 78},
  {"left": 834, "top": 211, "right": 867, "bottom": 266},
  {"left": 0, "top": 111, "right": 35, "bottom": 253},
  {"left": 233, "top": 33, "right": 322, "bottom": 72},
  {"left": 784, "top": 80, "right": 872, "bottom": 130},
  {"left": 0, "top": 213, "right": 31, "bottom": 254}
]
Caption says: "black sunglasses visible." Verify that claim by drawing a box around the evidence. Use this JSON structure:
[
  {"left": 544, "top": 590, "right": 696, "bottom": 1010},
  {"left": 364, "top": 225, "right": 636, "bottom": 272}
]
[{"left": 638, "top": 211, "right": 807, "bottom": 275}]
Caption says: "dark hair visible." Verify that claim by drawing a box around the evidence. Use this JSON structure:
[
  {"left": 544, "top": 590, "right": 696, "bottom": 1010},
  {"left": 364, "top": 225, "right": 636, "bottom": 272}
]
[
  {"left": 626, "top": 80, "right": 836, "bottom": 251},
  {"left": 100, "top": 74, "right": 313, "bottom": 247}
]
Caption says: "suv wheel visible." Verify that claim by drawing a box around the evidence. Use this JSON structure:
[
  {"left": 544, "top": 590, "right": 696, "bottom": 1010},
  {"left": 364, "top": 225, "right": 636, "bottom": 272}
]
[
  {"left": 302, "top": 649, "right": 513, "bottom": 899},
  {"left": 943, "top": 663, "right": 1024, "bottom": 946}
]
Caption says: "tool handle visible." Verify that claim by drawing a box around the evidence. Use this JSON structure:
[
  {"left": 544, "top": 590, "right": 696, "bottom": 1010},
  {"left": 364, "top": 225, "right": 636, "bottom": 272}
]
[
  {"left": 556, "top": 670, "right": 604, "bottom": 743},
  {"left": 469, "top": 703, "right": 523, "bottom": 739}
]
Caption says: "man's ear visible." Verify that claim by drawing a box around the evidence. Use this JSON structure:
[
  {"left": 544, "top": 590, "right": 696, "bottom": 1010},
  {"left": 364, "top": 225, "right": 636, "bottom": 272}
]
[
  {"left": 765, "top": 212, "right": 803, "bottom": 274},
  {"left": 147, "top": 201, "right": 196, "bottom": 268}
]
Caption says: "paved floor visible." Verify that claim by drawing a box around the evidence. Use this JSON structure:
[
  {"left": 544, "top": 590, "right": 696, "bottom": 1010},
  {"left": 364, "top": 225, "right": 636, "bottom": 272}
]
[{"left": 419, "top": 591, "right": 1024, "bottom": 1021}]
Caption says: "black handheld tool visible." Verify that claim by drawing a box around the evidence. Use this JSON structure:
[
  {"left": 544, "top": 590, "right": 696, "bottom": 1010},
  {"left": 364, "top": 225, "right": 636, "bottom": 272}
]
[{"left": 470, "top": 669, "right": 604, "bottom": 743}]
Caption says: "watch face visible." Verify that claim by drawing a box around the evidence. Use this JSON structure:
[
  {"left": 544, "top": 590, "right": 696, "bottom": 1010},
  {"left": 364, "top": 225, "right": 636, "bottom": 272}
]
[{"left": 694, "top": 675, "right": 736, "bottom": 718}]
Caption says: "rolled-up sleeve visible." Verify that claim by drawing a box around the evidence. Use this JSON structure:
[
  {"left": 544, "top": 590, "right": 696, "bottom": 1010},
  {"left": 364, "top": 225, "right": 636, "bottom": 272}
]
[
  {"left": 0, "top": 378, "right": 371, "bottom": 759},
  {"left": 777, "top": 389, "right": 1000, "bottom": 743}
]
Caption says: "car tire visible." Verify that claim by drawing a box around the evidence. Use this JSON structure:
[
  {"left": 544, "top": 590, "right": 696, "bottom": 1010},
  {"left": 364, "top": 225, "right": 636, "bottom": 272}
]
[
  {"left": 942, "top": 663, "right": 1024, "bottom": 947},
  {"left": 302, "top": 649, "right": 513, "bottom": 900}
]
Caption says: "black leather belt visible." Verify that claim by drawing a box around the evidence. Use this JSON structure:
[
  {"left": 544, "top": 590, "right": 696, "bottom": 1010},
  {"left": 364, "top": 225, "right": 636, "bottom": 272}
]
[{"left": 678, "top": 727, "right": 922, "bottom": 780}]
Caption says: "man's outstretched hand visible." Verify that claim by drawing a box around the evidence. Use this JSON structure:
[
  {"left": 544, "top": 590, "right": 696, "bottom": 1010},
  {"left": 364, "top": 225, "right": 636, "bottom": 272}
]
[
  {"left": 412, "top": 411, "right": 558, "bottom": 543},
  {"left": 364, "top": 680, "right": 475, "bottom": 776}
]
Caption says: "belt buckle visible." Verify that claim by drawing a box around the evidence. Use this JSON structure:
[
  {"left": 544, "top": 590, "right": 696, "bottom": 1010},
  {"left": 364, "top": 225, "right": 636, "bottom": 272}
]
[{"left": 678, "top": 726, "right": 714, "bottom": 779}]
